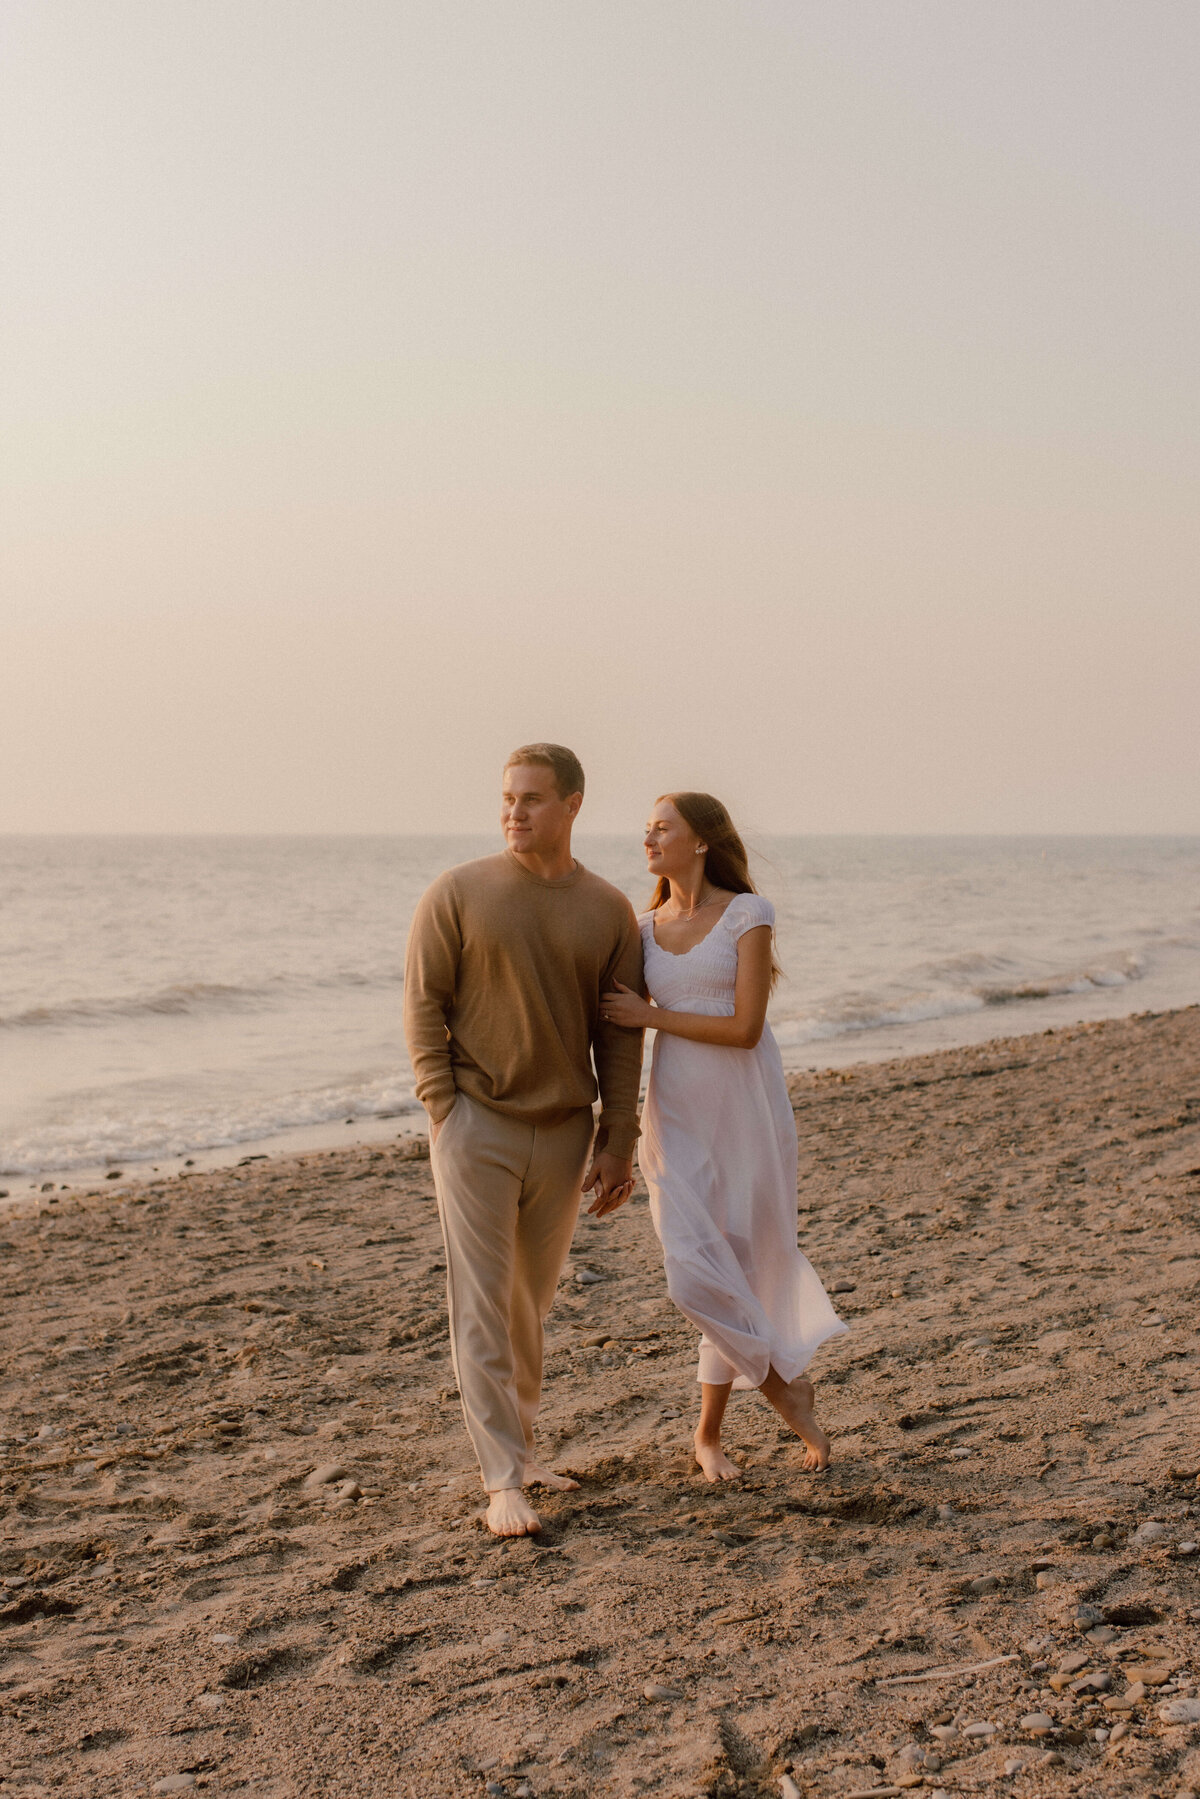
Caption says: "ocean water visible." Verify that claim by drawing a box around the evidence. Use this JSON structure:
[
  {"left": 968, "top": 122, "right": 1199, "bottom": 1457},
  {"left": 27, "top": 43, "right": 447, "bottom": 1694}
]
[{"left": 3, "top": 834, "right": 1200, "bottom": 1182}]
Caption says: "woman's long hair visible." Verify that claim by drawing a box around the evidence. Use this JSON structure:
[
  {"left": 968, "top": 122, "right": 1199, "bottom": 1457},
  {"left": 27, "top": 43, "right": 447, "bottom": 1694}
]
[{"left": 648, "top": 791, "right": 782, "bottom": 987}]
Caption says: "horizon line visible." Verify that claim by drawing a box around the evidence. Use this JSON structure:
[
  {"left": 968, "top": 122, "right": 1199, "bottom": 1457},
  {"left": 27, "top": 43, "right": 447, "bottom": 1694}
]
[{"left": 2, "top": 829, "right": 1198, "bottom": 843}]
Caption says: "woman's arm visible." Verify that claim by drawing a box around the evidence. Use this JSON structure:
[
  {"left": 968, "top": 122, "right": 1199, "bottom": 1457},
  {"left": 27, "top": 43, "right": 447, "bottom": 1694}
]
[{"left": 602, "top": 925, "right": 773, "bottom": 1049}]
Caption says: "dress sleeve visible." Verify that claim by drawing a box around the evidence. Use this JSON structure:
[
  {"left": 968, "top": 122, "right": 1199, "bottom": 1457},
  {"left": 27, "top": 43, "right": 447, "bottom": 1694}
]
[{"left": 725, "top": 893, "right": 775, "bottom": 940}]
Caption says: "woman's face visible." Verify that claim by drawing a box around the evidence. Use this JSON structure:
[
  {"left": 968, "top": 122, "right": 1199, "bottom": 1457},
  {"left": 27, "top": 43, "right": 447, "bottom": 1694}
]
[{"left": 643, "top": 800, "right": 703, "bottom": 884}]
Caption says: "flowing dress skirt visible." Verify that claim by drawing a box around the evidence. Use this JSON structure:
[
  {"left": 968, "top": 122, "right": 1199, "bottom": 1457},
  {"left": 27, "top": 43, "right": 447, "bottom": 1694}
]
[{"left": 639, "top": 1016, "right": 847, "bottom": 1389}]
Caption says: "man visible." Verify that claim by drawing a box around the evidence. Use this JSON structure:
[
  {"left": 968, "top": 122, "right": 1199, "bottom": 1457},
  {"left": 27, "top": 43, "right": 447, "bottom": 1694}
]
[{"left": 404, "top": 744, "right": 644, "bottom": 1537}]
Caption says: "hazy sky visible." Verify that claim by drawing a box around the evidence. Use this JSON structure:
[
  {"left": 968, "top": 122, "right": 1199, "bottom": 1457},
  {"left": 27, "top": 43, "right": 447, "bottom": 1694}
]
[{"left": 4, "top": 2, "right": 1198, "bottom": 836}]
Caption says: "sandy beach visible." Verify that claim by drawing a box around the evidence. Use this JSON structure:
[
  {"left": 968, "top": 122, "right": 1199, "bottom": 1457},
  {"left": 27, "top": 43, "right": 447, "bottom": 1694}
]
[{"left": 2, "top": 1007, "right": 1198, "bottom": 1799}]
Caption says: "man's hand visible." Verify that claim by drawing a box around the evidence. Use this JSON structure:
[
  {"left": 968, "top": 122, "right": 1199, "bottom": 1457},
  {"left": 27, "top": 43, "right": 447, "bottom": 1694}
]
[{"left": 583, "top": 1152, "right": 635, "bottom": 1218}]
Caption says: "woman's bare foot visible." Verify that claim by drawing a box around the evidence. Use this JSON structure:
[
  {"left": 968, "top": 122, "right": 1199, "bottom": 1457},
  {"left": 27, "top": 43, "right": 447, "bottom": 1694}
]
[
  {"left": 693, "top": 1380, "right": 736, "bottom": 1481},
  {"left": 523, "top": 1460, "right": 579, "bottom": 1492},
  {"left": 694, "top": 1435, "right": 742, "bottom": 1482},
  {"left": 761, "top": 1371, "right": 831, "bottom": 1471},
  {"left": 485, "top": 1488, "right": 542, "bottom": 1537}
]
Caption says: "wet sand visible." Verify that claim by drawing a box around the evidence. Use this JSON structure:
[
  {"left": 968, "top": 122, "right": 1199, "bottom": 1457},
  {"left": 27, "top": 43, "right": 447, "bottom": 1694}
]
[{"left": 2, "top": 1008, "right": 1198, "bottom": 1799}]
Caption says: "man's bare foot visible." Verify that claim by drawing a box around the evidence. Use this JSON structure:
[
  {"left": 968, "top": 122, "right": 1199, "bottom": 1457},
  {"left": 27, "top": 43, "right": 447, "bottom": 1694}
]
[
  {"left": 485, "top": 1488, "right": 542, "bottom": 1537},
  {"left": 694, "top": 1436, "right": 742, "bottom": 1482},
  {"left": 763, "top": 1374, "right": 831, "bottom": 1472},
  {"left": 523, "top": 1460, "right": 579, "bottom": 1492}
]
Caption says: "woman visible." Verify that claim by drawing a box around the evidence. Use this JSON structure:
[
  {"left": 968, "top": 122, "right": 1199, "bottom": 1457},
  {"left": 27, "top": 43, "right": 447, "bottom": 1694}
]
[{"left": 602, "top": 793, "right": 847, "bottom": 1480}]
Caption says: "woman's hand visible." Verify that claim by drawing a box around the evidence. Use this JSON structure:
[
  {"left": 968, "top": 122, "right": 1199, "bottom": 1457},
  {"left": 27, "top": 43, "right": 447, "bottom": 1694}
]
[{"left": 600, "top": 980, "right": 653, "bottom": 1029}]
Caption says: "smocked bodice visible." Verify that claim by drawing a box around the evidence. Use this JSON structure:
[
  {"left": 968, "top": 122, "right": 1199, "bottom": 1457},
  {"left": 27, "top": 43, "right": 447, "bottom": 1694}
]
[{"left": 639, "top": 892, "right": 776, "bottom": 1015}]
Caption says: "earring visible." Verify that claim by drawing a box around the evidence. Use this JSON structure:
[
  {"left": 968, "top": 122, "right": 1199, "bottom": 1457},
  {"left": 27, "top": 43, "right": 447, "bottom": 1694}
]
[{"left": 695, "top": 847, "right": 706, "bottom": 855}]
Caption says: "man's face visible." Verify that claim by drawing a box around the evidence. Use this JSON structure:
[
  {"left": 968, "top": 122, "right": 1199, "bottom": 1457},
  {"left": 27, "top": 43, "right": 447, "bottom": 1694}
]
[{"left": 501, "top": 762, "right": 581, "bottom": 857}]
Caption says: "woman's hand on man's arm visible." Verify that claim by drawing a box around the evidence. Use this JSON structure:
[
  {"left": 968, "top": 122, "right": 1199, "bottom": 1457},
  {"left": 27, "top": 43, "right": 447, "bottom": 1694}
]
[{"left": 603, "top": 925, "right": 772, "bottom": 1050}]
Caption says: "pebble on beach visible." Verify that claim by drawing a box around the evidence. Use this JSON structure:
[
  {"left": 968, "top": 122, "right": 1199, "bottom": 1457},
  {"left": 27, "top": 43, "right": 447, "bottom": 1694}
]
[
  {"left": 1158, "top": 1698, "right": 1200, "bottom": 1725},
  {"left": 303, "top": 1461, "right": 349, "bottom": 1489},
  {"left": 1126, "top": 1663, "right": 1175, "bottom": 1686},
  {"left": 895, "top": 1743, "right": 940, "bottom": 1771}
]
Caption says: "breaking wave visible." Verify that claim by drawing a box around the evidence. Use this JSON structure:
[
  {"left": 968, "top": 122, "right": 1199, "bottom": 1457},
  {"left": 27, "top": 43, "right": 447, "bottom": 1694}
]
[
  {"left": 0, "top": 1073, "right": 423, "bottom": 1178},
  {"left": 0, "top": 969, "right": 404, "bottom": 1032},
  {"left": 771, "top": 949, "right": 1145, "bottom": 1048}
]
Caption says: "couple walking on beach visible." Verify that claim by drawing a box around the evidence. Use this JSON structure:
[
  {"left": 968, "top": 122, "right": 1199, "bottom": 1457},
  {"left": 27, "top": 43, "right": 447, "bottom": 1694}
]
[{"left": 404, "top": 744, "right": 846, "bottom": 1538}]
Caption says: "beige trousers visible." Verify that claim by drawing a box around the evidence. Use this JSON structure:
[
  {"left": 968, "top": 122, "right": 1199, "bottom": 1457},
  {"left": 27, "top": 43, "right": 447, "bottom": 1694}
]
[{"left": 430, "top": 1093, "right": 594, "bottom": 1492}]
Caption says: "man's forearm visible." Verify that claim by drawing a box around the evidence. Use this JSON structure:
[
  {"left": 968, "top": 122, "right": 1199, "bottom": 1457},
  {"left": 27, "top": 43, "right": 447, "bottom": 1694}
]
[
  {"left": 592, "top": 1022, "right": 643, "bottom": 1159},
  {"left": 416, "top": 1067, "right": 457, "bottom": 1124},
  {"left": 403, "top": 880, "right": 462, "bottom": 1125},
  {"left": 404, "top": 990, "right": 457, "bottom": 1122},
  {"left": 594, "top": 917, "right": 645, "bottom": 1159}
]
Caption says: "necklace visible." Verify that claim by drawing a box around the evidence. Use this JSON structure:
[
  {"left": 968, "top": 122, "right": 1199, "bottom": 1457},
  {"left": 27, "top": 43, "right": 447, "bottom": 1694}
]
[{"left": 665, "top": 889, "right": 723, "bottom": 923}]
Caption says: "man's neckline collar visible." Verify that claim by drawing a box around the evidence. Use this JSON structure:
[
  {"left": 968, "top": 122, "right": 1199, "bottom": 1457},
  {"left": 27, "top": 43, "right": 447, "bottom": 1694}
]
[{"left": 503, "top": 847, "right": 584, "bottom": 888}]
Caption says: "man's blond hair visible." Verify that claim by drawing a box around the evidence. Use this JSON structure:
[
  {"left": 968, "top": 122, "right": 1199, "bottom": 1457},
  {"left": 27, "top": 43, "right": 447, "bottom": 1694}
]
[{"left": 504, "top": 743, "right": 585, "bottom": 799}]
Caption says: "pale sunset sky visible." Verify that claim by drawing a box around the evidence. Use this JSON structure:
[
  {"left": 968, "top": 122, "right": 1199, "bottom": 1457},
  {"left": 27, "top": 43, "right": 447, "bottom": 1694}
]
[{"left": 3, "top": 3, "right": 1197, "bottom": 836}]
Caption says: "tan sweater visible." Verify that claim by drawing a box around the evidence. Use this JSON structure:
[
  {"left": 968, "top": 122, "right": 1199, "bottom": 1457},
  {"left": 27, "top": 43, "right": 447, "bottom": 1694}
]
[{"left": 403, "top": 851, "right": 644, "bottom": 1159}]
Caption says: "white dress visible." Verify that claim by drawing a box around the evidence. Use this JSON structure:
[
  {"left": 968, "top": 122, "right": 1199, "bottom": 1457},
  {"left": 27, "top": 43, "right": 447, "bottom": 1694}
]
[{"left": 638, "top": 892, "right": 848, "bottom": 1389}]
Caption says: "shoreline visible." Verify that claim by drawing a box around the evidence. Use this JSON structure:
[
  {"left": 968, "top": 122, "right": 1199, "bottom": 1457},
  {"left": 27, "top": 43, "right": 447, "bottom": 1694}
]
[
  {"left": 1, "top": 1004, "right": 1198, "bottom": 1795},
  {"left": 9, "top": 967, "right": 1200, "bottom": 1207},
  {"left": 2, "top": 1112, "right": 427, "bottom": 1214}
]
